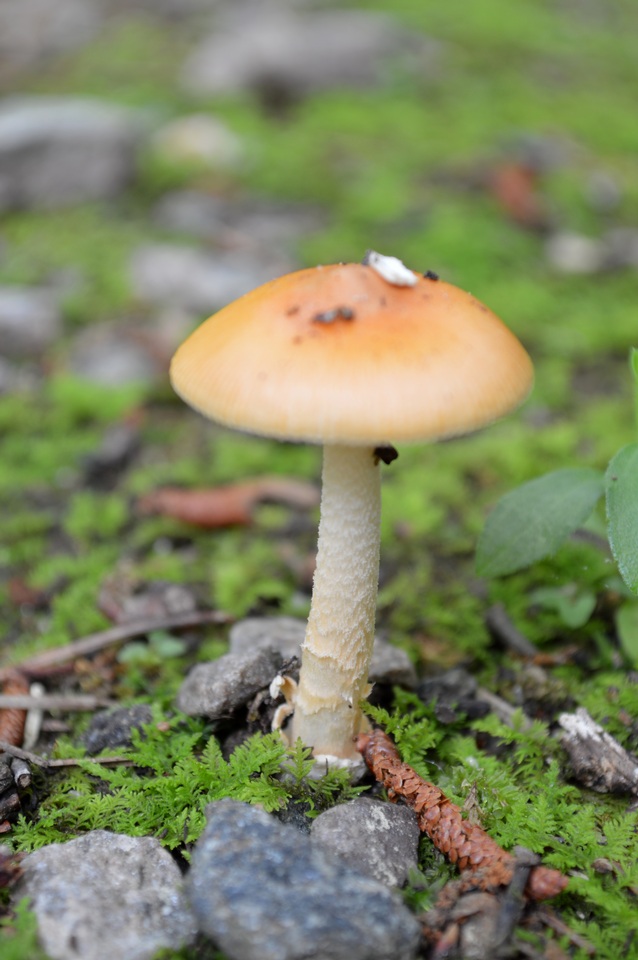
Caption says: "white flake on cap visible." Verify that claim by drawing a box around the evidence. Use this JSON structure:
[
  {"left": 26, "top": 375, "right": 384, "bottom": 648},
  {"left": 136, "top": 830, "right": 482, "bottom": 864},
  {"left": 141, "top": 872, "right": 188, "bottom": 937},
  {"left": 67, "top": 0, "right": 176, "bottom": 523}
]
[{"left": 363, "top": 250, "right": 418, "bottom": 287}]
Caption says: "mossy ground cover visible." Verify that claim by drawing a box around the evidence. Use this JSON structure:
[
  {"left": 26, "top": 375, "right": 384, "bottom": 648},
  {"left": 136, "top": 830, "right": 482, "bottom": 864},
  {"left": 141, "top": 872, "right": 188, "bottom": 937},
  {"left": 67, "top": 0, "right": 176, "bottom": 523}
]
[{"left": 2, "top": 1, "right": 638, "bottom": 957}]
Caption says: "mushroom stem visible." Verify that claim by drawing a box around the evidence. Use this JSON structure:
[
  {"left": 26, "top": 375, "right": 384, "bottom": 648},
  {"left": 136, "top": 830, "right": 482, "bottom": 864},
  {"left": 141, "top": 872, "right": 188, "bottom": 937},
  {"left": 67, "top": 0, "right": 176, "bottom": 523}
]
[{"left": 291, "top": 444, "right": 381, "bottom": 759}]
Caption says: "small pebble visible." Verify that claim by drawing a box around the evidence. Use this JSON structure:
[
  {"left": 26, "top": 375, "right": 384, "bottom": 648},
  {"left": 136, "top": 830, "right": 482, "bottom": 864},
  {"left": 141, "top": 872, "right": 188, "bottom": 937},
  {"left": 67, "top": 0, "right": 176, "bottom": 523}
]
[{"left": 311, "top": 797, "right": 420, "bottom": 887}]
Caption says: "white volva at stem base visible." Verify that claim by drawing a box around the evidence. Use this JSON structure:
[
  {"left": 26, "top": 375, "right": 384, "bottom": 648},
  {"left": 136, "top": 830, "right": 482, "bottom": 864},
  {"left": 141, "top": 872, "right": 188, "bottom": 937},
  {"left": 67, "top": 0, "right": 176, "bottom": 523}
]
[{"left": 290, "top": 445, "right": 381, "bottom": 759}]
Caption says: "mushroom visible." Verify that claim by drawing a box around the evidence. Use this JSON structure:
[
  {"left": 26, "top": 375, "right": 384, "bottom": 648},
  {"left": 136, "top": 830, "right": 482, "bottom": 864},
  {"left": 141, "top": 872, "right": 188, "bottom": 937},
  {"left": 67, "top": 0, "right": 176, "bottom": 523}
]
[{"left": 170, "top": 254, "right": 534, "bottom": 762}]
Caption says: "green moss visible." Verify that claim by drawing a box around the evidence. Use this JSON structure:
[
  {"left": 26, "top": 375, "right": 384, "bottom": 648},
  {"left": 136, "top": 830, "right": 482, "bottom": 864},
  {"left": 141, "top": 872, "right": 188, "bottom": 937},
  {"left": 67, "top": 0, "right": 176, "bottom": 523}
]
[
  {"left": 0, "top": 901, "right": 47, "bottom": 960},
  {"left": 24, "top": 16, "right": 194, "bottom": 110},
  {"left": 64, "top": 491, "right": 128, "bottom": 545},
  {"left": 10, "top": 721, "right": 363, "bottom": 855}
]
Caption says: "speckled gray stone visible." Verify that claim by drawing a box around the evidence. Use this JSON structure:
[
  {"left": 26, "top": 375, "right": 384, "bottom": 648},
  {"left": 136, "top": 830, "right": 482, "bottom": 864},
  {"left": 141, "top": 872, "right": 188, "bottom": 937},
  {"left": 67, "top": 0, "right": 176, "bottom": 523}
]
[
  {"left": 154, "top": 190, "right": 324, "bottom": 249},
  {"left": 0, "top": 96, "right": 143, "bottom": 211},
  {"left": 188, "top": 800, "right": 421, "bottom": 960},
  {"left": 311, "top": 797, "right": 420, "bottom": 887},
  {"left": 0, "top": 286, "right": 62, "bottom": 359},
  {"left": 182, "top": 6, "right": 439, "bottom": 99},
  {"left": 176, "top": 647, "right": 282, "bottom": 719},
  {"left": 229, "top": 616, "right": 416, "bottom": 688},
  {"left": 16, "top": 830, "right": 196, "bottom": 960},
  {"left": 130, "top": 244, "right": 292, "bottom": 313},
  {"left": 228, "top": 616, "right": 306, "bottom": 660},
  {"left": 83, "top": 704, "right": 153, "bottom": 755},
  {"left": 0, "top": 0, "right": 102, "bottom": 76}
]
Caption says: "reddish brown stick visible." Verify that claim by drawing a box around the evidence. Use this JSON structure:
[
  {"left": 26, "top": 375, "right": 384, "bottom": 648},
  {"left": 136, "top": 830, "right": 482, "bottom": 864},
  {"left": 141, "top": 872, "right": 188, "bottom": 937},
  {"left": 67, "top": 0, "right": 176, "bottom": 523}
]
[{"left": 356, "top": 728, "right": 568, "bottom": 901}]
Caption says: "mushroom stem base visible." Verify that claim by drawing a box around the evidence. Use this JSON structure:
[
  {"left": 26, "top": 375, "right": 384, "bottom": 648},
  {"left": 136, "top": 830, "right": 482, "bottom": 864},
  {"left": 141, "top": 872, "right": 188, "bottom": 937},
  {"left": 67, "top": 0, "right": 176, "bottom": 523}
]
[{"left": 291, "top": 444, "right": 381, "bottom": 759}]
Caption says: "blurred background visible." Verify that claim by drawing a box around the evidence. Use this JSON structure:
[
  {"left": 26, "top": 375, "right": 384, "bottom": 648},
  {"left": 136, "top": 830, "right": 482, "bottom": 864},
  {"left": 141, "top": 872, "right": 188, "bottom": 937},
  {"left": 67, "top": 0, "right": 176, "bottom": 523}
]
[{"left": 1, "top": 0, "right": 638, "bottom": 668}]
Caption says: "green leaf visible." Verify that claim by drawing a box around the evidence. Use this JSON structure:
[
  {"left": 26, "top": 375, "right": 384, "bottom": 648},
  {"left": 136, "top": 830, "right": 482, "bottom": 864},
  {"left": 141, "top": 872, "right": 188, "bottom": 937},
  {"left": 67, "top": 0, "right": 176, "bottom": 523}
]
[
  {"left": 476, "top": 468, "right": 604, "bottom": 578},
  {"left": 148, "top": 630, "right": 187, "bottom": 658},
  {"left": 630, "top": 349, "right": 638, "bottom": 433},
  {"left": 606, "top": 442, "right": 638, "bottom": 593},
  {"left": 615, "top": 602, "right": 638, "bottom": 666},
  {"left": 529, "top": 584, "right": 597, "bottom": 629}
]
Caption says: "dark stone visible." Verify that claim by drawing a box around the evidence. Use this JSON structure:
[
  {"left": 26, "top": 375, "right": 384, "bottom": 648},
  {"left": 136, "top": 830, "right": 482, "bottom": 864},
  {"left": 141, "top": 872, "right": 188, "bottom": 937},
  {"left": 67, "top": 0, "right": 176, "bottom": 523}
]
[
  {"left": 176, "top": 648, "right": 283, "bottom": 720},
  {"left": 182, "top": 6, "right": 440, "bottom": 100},
  {"left": 188, "top": 800, "right": 421, "bottom": 960},
  {"left": 0, "top": 96, "right": 143, "bottom": 211},
  {"left": 83, "top": 704, "right": 153, "bottom": 755}
]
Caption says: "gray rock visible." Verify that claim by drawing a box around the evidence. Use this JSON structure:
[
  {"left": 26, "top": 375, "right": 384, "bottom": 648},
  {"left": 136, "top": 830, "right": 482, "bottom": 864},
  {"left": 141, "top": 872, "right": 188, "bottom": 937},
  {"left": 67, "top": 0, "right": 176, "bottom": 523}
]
[
  {"left": 0, "top": 96, "right": 143, "bottom": 211},
  {"left": 0, "top": 285, "right": 62, "bottom": 359},
  {"left": 130, "top": 244, "right": 292, "bottom": 313},
  {"left": 83, "top": 704, "right": 153, "bottom": 755},
  {"left": 98, "top": 577, "right": 198, "bottom": 623},
  {"left": 456, "top": 892, "right": 501, "bottom": 960},
  {"left": 154, "top": 189, "right": 325, "bottom": 249},
  {"left": 586, "top": 170, "right": 622, "bottom": 214},
  {"left": 546, "top": 228, "right": 638, "bottom": 275},
  {"left": 602, "top": 227, "right": 638, "bottom": 269},
  {"left": 229, "top": 616, "right": 306, "bottom": 660},
  {"left": 109, "top": 0, "right": 217, "bottom": 16},
  {"left": 182, "top": 5, "right": 439, "bottom": 98},
  {"left": 0, "top": 0, "right": 102, "bottom": 77},
  {"left": 0, "top": 356, "right": 23, "bottom": 394},
  {"left": 176, "top": 648, "right": 283, "bottom": 719},
  {"left": 188, "top": 800, "right": 421, "bottom": 960},
  {"left": 67, "top": 322, "right": 161, "bottom": 387},
  {"left": 229, "top": 616, "right": 417, "bottom": 688},
  {"left": 545, "top": 232, "right": 605, "bottom": 274},
  {"left": 311, "top": 797, "right": 420, "bottom": 887},
  {"left": 16, "top": 830, "right": 196, "bottom": 960},
  {"left": 369, "top": 637, "right": 417, "bottom": 689}
]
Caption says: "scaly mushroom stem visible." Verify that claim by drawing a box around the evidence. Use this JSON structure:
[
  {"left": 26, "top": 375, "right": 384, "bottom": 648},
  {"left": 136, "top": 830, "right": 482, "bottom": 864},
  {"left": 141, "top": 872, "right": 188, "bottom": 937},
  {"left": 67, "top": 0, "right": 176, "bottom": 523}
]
[{"left": 291, "top": 445, "right": 381, "bottom": 759}]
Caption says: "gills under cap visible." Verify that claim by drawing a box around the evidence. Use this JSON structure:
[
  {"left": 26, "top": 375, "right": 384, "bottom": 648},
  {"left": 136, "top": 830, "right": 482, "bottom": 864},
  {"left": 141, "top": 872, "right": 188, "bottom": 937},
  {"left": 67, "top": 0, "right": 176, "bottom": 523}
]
[{"left": 169, "top": 261, "right": 534, "bottom": 445}]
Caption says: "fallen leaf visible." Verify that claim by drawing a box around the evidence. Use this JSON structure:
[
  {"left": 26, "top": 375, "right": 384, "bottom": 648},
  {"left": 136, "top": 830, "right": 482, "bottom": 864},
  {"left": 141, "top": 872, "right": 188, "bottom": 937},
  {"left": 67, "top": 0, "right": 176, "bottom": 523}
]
[
  {"left": 137, "top": 477, "right": 319, "bottom": 528},
  {"left": 488, "top": 161, "right": 550, "bottom": 231}
]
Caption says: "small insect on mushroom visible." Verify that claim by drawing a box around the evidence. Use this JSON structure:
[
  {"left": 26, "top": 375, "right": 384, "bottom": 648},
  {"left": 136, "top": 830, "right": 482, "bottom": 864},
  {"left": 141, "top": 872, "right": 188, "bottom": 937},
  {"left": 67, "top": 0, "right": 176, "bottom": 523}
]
[
  {"left": 373, "top": 445, "right": 399, "bottom": 466},
  {"left": 423, "top": 270, "right": 440, "bottom": 281},
  {"left": 312, "top": 306, "right": 355, "bottom": 324},
  {"left": 362, "top": 250, "right": 418, "bottom": 287}
]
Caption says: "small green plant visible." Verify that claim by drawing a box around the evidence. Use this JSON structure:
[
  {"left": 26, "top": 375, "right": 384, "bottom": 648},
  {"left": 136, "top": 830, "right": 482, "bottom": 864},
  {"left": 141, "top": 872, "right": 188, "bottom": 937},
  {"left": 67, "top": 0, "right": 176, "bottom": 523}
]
[
  {"left": 476, "top": 348, "right": 638, "bottom": 657},
  {"left": 0, "top": 900, "right": 47, "bottom": 960}
]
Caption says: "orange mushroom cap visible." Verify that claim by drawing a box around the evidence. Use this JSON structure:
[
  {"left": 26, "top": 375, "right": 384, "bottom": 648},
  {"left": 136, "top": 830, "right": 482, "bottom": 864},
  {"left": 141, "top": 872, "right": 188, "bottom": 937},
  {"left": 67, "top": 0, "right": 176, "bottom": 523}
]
[{"left": 170, "top": 262, "right": 533, "bottom": 445}]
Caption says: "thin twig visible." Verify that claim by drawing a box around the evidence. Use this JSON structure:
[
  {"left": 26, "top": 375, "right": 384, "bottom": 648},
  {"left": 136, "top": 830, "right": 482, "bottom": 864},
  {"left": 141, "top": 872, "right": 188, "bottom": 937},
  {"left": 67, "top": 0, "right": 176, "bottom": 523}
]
[
  {"left": 485, "top": 604, "right": 538, "bottom": 657},
  {"left": 0, "top": 695, "right": 115, "bottom": 711},
  {"left": 46, "top": 756, "right": 135, "bottom": 769},
  {"left": 536, "top": 907, "right": 596, "bottom": 955},
  {"left": 475, "top": 687, "right": 532, "bottom": 729},
  {"left": 0, "top": 741, "right": 51, "bottom": 766},
  {"left": 0, "top": 609, "right": 232, "bottom": 682},
  {"left": 0, "top": 740, "right": 134, "bottom": 769}
]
